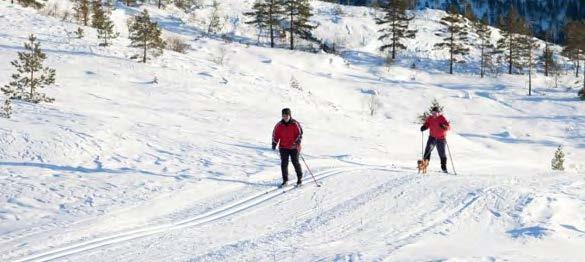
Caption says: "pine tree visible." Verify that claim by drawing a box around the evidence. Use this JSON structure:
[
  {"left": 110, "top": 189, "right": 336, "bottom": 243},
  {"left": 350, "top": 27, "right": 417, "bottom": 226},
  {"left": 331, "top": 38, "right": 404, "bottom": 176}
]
[
  {"left": 551, "top": 145, "right": 565, "bottom": 171},
  {"left": 97, "top": 16, "right": 119, "bottom": 46},
  {"left": 434, "top": 4, "right": 471, "bottom": 74},
  {"left": 519, "top": 26, "right": 539, "bottom": 96},
  {"left": 496, "top": 6, "right": 528, "bottom": 74},
  {"left": 73, "top": 0, "right": 90, "bottom": 26},
  {"left": 579, "top": 88, "right": 585, "bottom": 100},
  {"left": 282, "top": 0, "right": 318, "bottom": 50},
  {"left": 375, "top": 0, "right": 417, "bottom": 60},
  {"left": 563, "top": 20, "right": 585, "bottom": 89},
  {"left": 244, "top": 0, "right": 284, "bottom": 47},
  {"left": 475, "top": 17, "right": 494, "bottom": 78},
  {"left": 128, "top": 10, "right": 166, "bottom": 63},
  {"left": 2, "top": 35, "right": 56, "bottom": 104},
  {"left": 245, "top": 0, "right": 269, "bottom": 43},
  {"left": 92, "top": 0, "right": 106, "bottom": 29}
]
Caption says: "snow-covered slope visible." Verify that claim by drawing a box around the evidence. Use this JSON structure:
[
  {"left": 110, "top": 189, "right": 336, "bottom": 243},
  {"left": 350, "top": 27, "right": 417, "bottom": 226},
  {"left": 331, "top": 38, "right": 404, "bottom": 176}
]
[{"left": 1, "top": 1, "right": 584, "bottom": 261}]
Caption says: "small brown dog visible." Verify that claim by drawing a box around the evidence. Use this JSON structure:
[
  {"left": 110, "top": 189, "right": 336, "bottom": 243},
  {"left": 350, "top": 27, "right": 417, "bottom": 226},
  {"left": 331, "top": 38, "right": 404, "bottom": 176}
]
[{"left": 417, "top": 159, "right": 429, "bottom": 174}]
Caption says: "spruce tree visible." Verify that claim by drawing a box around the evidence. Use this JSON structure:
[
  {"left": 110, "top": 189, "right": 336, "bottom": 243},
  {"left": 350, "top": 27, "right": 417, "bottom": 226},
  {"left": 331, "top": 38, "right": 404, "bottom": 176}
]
[
  {"left": 375, "top": 0, "right": 417, "bottom": 60},
  {"left": 475, "top": 17, "right": 494, "bottom": 78},
  {"left": 129, "top": 10, "right": 166, "bottom": 63},
  {"left": 97, "top": 16, "right": 119, "bottom": 46},
  {"left": 74, "top": 0, "right": 90, "bottom": 26},
  {"left": 551, "top": 145, "right": 565, "bottom": 171},
  {"left": 92, "top": 0, "right": 106, "bottom": 29},
  {"left": 2, "top": 35, "right": 56, "bottom": 104},
  {"left": 282, "top": 0, "right": 318, "bottom": 50},
  {"left": 434, "top": 5, "right": 471, "bottom": 74}
]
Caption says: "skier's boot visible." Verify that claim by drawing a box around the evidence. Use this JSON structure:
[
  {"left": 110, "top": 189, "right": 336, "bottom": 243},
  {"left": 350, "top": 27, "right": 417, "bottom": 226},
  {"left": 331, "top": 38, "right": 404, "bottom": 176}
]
[
  {"left": 296, "top": 180, "right": 302, "bottom": 187},
  {"left": 280, "top": 180, "right": 288, "bottom": 188},
  {"left": 441, "top": 157, "right": 448, "bottom": 173}
]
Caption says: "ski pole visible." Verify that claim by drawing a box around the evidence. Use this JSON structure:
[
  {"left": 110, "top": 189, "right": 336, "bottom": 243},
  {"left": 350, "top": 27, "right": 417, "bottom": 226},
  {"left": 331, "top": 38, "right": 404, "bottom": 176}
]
[
  {"left": 421, "top": 131, "right": 424, "bottom": 158},
  {"left": 446, "top": 141, "right": 457, "bottom": 175},
  {"left": 300, "top": 154, "right": 321, "bottom": 187}
]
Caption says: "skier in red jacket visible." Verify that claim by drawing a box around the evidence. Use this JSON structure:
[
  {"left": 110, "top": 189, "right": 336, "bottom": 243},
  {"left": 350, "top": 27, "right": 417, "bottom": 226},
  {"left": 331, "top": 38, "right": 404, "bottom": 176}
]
[
  {"left": 272, "top": 108, "right": 303, "bottom": 187},
  {"left": 420, "top": 107, "right": 451, "bottom": 173}
]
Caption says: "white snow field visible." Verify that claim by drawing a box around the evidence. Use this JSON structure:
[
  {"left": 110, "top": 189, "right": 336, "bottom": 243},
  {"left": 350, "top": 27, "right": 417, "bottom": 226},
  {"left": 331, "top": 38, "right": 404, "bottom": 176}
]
[{"left": 1, "top": 0, "right": 585, "bottom": 261}]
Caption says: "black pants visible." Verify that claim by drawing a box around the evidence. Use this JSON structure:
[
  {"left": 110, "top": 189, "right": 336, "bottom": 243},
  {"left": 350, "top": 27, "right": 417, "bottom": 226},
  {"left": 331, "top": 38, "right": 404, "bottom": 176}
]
[
  {"left": 279, "top": 148, "right": 303, "bottom": 182},
  {"left": 424, "top": 136, "right": 448, "bottom": 171}
]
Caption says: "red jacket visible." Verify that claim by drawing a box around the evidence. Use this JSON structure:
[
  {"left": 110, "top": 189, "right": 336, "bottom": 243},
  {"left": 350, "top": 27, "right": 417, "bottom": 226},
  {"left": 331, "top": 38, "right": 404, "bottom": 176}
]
[
  {"left": 424, "top": 115, "right": 450, "bottom": 139},
  {"left": 272, "top": 119, "right": 303, "bottom": 149}
]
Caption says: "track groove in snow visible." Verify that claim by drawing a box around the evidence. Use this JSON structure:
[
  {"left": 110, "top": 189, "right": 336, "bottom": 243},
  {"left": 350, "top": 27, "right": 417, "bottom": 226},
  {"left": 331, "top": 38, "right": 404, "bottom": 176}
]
[{"left": 11, "top": 165, "right": 372, "bottom": 262}]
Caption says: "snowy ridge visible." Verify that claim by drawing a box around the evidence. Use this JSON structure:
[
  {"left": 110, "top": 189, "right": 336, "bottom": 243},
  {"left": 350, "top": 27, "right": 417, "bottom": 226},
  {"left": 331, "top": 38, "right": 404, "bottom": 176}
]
[{"left": 0, "top": 0, "right": 584, "bottom": 261}]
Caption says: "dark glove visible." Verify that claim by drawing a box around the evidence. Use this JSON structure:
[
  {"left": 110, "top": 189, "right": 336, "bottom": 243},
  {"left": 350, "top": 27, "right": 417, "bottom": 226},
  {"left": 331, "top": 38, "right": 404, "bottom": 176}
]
[
  {"left": 295, "top": 143, "right": 302, "bottom": 153},
  {"left": 440, "top": 124, "right": 447, "bottom": 130},
  {"left": 272, "top": 142, "right": 276, "bottom": 150},
  {"left": 420, "top": 125, "right": 428, "bottom": 132}
]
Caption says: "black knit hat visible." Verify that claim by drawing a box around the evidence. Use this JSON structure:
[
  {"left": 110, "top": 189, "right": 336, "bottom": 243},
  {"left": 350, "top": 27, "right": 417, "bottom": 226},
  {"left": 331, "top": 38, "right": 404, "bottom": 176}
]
[
  {"left": 431, "top": 106, "right": 440, "bottom": 112},
  {"left": 282, "top": 108, "right": 291, "bottom": 115}
]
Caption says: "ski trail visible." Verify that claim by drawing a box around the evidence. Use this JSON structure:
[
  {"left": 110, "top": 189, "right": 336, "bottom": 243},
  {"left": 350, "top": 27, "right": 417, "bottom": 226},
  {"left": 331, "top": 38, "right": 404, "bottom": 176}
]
[
  {"left": 192, "top": 173, "right": 422, "bottom": 261},
  {"left": 11, "top": 165, "right": 371, "bottom": 262}
]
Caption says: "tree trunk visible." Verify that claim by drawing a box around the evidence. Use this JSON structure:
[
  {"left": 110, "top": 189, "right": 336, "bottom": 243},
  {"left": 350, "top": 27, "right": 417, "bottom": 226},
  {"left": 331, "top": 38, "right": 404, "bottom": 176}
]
[
  {"left": 508, "top": 42, "right": 513, "bottom": 74},
  {"left": 269, "top": 1, "right": 275, "bottom": 48},
  {"left": 449, "top": 31, "right": 454, "bottom": 75},
  {"left": 143, "top": 37, "right": 147, "bottom": 63},
  {"left": 290, "top": 10, "right": 294, "bottom": 50},
  {"left": 391, "top": 17, "right": 396, "bottom": 59},
  {"left": 30, "top": 69, "right": 34, "bottom": 100},
  {"left": 480, "top": 43, "right": 485, "bottom": 78},
  {"left": 577, "top": 59, "right": 580, "bottom": 78},
  {"left": 583, "top": 60, "right": 585, "bottom": 89},
  {"left": 158, "top": 0, "right": 162, "bottom": 9},
  {"left": 544, "top": 44, "right": 549, "bottom": 77},
  {"left": 528, "top": 65, "right": 532, "bottom": 96}
]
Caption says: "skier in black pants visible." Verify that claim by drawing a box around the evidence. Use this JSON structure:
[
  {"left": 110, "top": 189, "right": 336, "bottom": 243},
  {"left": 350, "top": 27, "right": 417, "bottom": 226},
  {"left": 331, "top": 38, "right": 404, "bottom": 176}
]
[
  {"left": 420, "top": 107, "right": 451, "bottom": 173},
  {"left": 272, "top": 108, "right": 304, "bottom": 186}
]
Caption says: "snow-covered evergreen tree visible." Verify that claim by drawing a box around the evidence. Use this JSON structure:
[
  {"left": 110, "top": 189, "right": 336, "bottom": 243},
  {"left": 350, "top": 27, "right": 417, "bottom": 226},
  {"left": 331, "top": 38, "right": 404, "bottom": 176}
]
[
  {"left": 1, "top": 99, "right": 12, "bottom": 119},
  {"left": 375, "top": 0, "right": 416, "bottom": 60},
  {"left": 2, "top": 35, "right": 56, "bottom": 104},
  {"left": 551, "top": 145, "right": 565, "bottom": 171},
  {"left": 434, "top": 4, "right": 471, "bottom": 74},
  {"left": 128, "top": 10, "right": 166, "bottom": 63}
]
